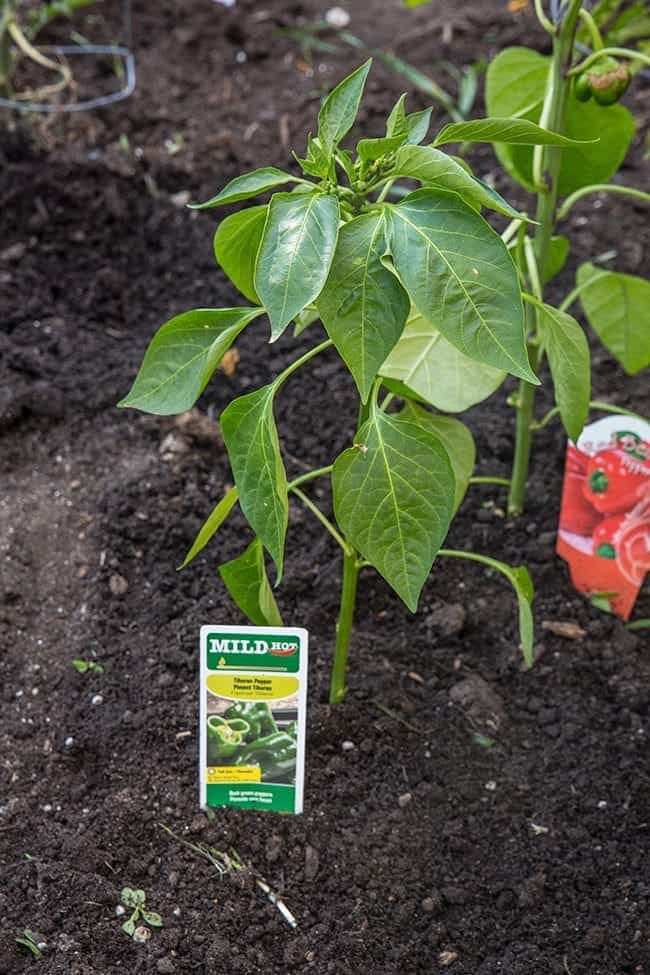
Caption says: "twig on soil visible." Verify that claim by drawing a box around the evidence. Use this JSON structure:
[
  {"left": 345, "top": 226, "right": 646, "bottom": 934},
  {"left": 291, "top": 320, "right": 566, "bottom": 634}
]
[
  {"left": 370, "top": 700, "right": 423, "bottom": 735},
  {"left": 159, "top": 824, "right": 298, "bottom": 928}
]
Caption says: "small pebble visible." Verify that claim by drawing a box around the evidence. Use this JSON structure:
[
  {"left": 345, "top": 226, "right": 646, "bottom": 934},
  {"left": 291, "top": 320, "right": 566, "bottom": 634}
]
[
  {"left": 485, "top": 780, "right": 497, "bottom": 791},
  {"left": 91, "top": 694, "right": 103, "bottom": 706},
  {"left": 132, "top": 925, "right": 151, "bottom": 944},
  {"left": 398, "top": 792, "right": 412, "bottom": 808},
  {"left": 341, "top": 740, "right": 355, "bottom": 752},
  {"left": 325, "top": 6, "right": 351, "bottom": 27},
  {"left": 115, "top": 905, "right": 126, "bottom": 917},
  {"left": 109, "top": 573, "right": 129, "bottom": 596}
]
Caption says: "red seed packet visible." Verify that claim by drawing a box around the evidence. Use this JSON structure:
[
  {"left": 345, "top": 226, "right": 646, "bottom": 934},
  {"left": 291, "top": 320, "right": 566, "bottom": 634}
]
[{"left": 557, "top": 415, "right": 650, "bottom": 620}]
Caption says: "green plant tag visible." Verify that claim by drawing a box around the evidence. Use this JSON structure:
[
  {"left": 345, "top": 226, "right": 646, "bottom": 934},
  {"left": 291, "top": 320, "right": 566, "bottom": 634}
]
[{"left": 200, "top": 625, "right": 308, "bottom": 814}]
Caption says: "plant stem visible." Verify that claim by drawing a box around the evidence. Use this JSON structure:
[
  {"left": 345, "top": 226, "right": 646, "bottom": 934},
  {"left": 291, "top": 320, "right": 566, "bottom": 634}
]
[
  {"left": 534, "top": 0, "right": 555, "bottom": 34},
  {"left": 507, "top": 0, "right": 582, "bottom": 518},
  {"left": 290, "top": 487, "right": 351, "bottom": 554},
  {"left": 568, "top": 46, "right": 650, "bottom": 75},
  {"left": 557, "top": 183, "right": 650, "bottom": 221},
  {"left": 469, "top": 476, "right": 512, "bottom": 487},
  {"left": 329, "top": 549, "right": 360, "bottom": 704},
  {"left": 275, "top": 339, "right": 333, "bottom": 389},
  {"left": 577, "top": 9, "right": 604, "bottom": 51},
  {"left": 287, "top": 466, "right": 332, "bottom": 491},
  {"left": 0, "top": 2, "right": 13, "bottom": 95}
]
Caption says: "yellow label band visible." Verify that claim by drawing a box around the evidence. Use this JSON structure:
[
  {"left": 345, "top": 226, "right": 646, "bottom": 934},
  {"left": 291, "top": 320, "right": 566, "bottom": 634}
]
[
  {"left": 206, "top": 765, "right": 261, "bottom": 783},
  {"left": 206, "top": 673, "right": 299, "bottom": 701}
]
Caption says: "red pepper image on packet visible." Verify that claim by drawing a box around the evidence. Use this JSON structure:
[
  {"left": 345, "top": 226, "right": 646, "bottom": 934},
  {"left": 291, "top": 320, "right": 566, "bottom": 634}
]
[{"left": 557, "top": 415, "right": 650, "bottom": 619}]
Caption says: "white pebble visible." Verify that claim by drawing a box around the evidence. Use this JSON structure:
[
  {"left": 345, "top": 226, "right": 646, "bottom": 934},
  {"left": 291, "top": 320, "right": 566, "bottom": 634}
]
[
  {"left": 91, "top": 694, "right": 103, "bottom": 706},
  {"left": 485, "top": 780, "right": 497, "bottom": 791},
  {"left": 341, "top": 740, "right": 355, "bottom": 752},
  {"left": 325, "top": 6, "right": 351, "bottom": 28},
  {"left": 64, "top": 736, "right": 74, "bottom": 748},
  {"left": 115, "top": 905, "right": 126, "bottom": 916}
]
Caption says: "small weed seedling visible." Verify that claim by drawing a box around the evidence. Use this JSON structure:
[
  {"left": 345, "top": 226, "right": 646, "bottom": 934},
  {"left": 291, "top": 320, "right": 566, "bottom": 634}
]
[
  {"left": 71, "top": 658, "right": 104, "bottom": 674},
  {"left": 119, "top": 887, "right": 162, "bottom": 938},
  {"left": 120, "top": 57, "right": 601, "bottom": 696},
  {"left": 15, "top": 929, "right": 44, "bottom": 959}
]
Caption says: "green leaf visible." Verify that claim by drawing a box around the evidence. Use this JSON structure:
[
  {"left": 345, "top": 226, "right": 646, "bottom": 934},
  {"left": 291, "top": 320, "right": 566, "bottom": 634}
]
[
  {"left": 254, "top": 191, "right": 339, "bottom": 340},
  {"left": 434, "top": 117, "right": 590, "bottom": 147},
  {"left": 213, "top": 206, "right": 267, "bottom": 303},
  {"left": 119, "top": 307, "right": 263, "bottom": 415},
  {"left": 121, "top": 888, "right": 145, "bottom": 909},
  {"left": 179, "top": 487, "right": 239, "bottom": 569},
  {"left": 219, "top": 538, "right": 283, "bottom": 626},
  {"left": 381, "top": 310, "right": 505, "bottom": 412},
  {"left": 317, "top": 59, "right": 372, "bottom": 154},
  {"left": 537, "top": 302, "right": 590, "bottom": 442},
  {"left": 406, "top": 108, "right": 432, "bottom": 145},
  {"left": 296, "top": 135, "right": 332, "bottom": 180},
  {"left": 401, "top": 402, "right": 476, "bottom": 513},
  {"left": 121, "top": 918, "right": 136, "bottom": 938},
  {"left": 390, "top": 145, "right": 526, "bottom": 219},
  {"left": 544, "top": 235, "right": 569, "bottom": 283},
  {"left": 485, "top": 47, "right": 635, "bottom": 195},
  {"left": 142, "top": 911, "right": 163, "bottom": 928},
  {"left": 332, "top": 403, "right": 455, "bottom": 611},
  {"left": 220, "top": 385, "right": 288, "bottom": 579},
  {"left": 357, "top": 135, "right": 404, "bottom": 162},
  {"left": 441, "top": 550, "right": 535, "bottom": 667},
  {"left": 386, "top": 93, "right": 409, "bottom": 140},
  {"left": 386, "top": 96, "right": 432, "bottom": 146},
  {"left": 317, "top": 212, "right": 409, "bottom": 401},
  {"left": 190, "top": 168, "right": 303, "bottom": 208},
  {"left": 577, "top": 263, "right": 650, "bottom": 374},
  {"left": 556, "top": 96, "right": 635, "bottom": 196},
  {"left": 386, "top": 189, "right": 535, "bottom": 383}
]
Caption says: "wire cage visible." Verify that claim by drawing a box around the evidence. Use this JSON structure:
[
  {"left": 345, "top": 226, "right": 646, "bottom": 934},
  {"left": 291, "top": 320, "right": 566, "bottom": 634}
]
[{"left": 0, "top": 0, "right": 135, "bottom": 112}]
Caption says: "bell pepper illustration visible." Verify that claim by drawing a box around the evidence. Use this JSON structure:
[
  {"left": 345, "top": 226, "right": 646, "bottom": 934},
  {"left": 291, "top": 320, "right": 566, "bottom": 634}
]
[
  {"left": 582, "top": 433, "right": 650, "bottom": 515},
  {"left": 559, "top": 444, "right": 601, "bottom": 535}
]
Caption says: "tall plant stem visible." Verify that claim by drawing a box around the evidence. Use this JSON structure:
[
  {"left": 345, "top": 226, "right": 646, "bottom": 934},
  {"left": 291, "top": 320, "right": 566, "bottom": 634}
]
[
  {"left": 0, "top": 2, "right": 13, "bottom": 96},
  {"left": 507, "top": 0, "right": 583, "bottom": 517},
  {"left": 329, "top": 549, "right": 360, "bottom": 704}
]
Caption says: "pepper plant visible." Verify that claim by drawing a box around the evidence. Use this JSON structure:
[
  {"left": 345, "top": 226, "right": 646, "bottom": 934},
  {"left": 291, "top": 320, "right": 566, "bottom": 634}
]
[
  {"left": 120, "top": 58, "right": 604, "bottom": 701},
  {"left": 480, "top": 0, "right": 650, "bottom": 515}
]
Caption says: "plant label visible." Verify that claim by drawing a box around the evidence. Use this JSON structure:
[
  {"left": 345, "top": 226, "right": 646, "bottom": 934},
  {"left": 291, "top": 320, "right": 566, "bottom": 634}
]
[
  {"left": 557, "top": 415, "right": 650, "bottom": 619},
  {"left": 199, "top": 625, "right": 308, "bottom": 813}
]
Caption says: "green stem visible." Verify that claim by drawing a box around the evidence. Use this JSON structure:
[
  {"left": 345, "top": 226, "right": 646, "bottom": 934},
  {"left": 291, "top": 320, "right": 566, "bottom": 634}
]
[
  {"left": 275, "top": 339, "right": 333, "bottom": 389},
  {"left": 469, "top": 476, "right": 512, "bottom": 487},
  {"left": 577, "top": 8, "right": 604, "bottom": 51},
  {"left": 508, "top": 0, "right": 582, "bottom": 518},
  {"left": 568, "top": 46, "right": 650, "bottom": 75},
  {"left": 329, "top": 549, "right": 360, "bottom": 704},
  {"left": 559, "top": 270, "right": 609, "bottom": 312},
  {"left": 534, "top": 0, "right": 555, "bottom": 34},
  {"left": 557, "top": 183, "right": 650, "bottom": 221},
  {"left": 290, "top": 487, "right": 351, "bottom": 554},
  {"left": 0, "top": 3, "right": 13, "bottom": 95},
  {"left": 287, "top": 466, "right": 332, "bottom": 491},
  {"left": 532, "top": 400, "right": 647, "bottom": 431}
]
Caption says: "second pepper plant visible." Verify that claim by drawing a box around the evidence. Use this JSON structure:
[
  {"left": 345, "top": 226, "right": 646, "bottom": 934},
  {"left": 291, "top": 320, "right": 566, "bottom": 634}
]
[{"left": 120, "top": 60, "right": 593, "bottom": 701}]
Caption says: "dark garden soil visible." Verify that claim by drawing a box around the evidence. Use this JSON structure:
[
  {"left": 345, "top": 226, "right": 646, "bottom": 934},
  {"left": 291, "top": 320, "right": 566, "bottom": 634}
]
[{"left": 1, "top": 1, "right": 650, "bottom": 972}]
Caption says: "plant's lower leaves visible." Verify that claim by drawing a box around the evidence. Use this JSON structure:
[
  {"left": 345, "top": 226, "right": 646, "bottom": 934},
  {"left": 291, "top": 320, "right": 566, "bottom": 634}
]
[
  {"left": 401, "top": 403, "right": 476, "bottom": 513},
  {"left": 220, "top": 385, "right": 288, "bottom": 580},
  {"left": 119, "top": 307, "right": 263, "bottom": 415},
  {"left": 179, "top": 487, "right": 239, "bottom": 569},
  {"left": 220, "top": 538, "right": 283, "bottom": 626},
  {"left": 387, "top": 189, "right": 535, "bottom": 383},
  {"left": 332, "top": 403, "right": 455, "bottom": 611},
  {"left": 318, "top": 211, "right": 409, "bottom": 401},
  {"left": 381, "top": 310, "right": 506, "bottom": 412},
  {"left": 537, "top": 301, "right": 590, "bottom": 442},
  {"left": 577, "top": 262, "right": 650, "bottom": 375}
]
